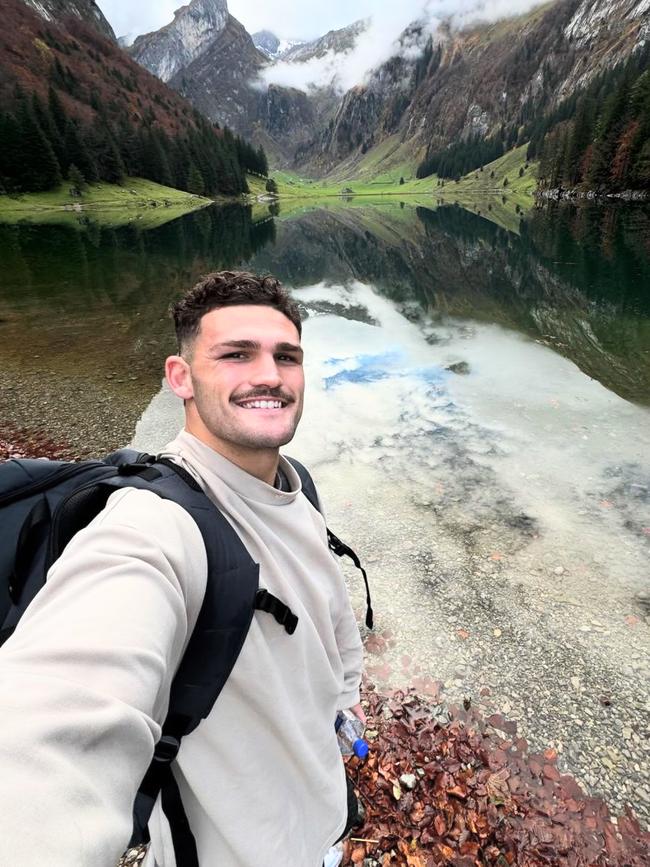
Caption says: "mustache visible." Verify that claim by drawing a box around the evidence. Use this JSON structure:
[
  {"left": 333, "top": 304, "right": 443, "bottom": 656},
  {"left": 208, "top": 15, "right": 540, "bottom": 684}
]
[{"left": 232, "top": 387, "right": 295, "bottom": 404}]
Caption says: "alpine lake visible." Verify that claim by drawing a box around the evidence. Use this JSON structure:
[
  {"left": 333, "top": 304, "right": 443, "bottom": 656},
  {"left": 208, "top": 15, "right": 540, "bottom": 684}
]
[{"left": 1, "top": 196, "right": 649, "bottom": 826}]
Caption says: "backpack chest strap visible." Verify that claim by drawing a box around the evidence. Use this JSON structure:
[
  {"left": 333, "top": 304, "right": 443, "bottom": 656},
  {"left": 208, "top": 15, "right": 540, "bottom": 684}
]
[{"left": 254, "top": 588, "right": 298, "bottom": 635}]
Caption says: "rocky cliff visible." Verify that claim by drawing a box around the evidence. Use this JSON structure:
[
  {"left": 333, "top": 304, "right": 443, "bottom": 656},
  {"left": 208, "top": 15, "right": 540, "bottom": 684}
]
[
  {"left": 252, "top": 30, "right": 281, "bottom": 58},
  {"left": 127, "top": 0, "right": 650, "bottom": 174},
  {"left": 305, "top": 0, "right": 650, "bottom": 173},
  {"left": 128, "top": 0, "right": 363, "bottom": 165},
  {"left": 278, "top": 18, "right": 366, "bottom": 63},
  {"left": 130, "top": 0, "right": 230, "bottom": 83},
  {"left": 22, "top": 0, "right": 116, "bottom": 41}
]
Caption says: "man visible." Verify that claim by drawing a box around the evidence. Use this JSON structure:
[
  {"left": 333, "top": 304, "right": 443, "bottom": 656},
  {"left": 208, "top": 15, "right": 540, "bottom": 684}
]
[{"left": 0, "top": 271, "right": 365, "bottom": 866}]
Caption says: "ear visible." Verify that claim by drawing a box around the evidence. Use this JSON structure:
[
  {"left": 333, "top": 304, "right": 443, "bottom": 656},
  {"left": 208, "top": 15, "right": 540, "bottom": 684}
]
[{"left": 165, "top": 355, "right": 194, "bottom": 400}]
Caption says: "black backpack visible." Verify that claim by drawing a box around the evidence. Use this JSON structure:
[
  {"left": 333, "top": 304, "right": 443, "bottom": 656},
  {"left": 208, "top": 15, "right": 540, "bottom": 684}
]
[{"left": 0, "top": 449, "right": 373, "bottom": 866}]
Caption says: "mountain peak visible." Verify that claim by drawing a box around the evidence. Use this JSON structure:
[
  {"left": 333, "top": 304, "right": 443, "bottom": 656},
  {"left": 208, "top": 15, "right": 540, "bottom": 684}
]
[
  {"left": 253, "top": 29, "right": 309, "bottom": 60},
  {"left": 252, "top": 29, "right": 280, "bottom": 57},
  {"left": 131, "top": 0, "right": 229, "bottom": 82}
]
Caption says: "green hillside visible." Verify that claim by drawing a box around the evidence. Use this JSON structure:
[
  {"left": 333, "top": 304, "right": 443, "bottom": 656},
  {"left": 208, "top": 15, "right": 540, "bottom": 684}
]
[{"left": 0, "top": 177, "right": 211, "bottom": 227}]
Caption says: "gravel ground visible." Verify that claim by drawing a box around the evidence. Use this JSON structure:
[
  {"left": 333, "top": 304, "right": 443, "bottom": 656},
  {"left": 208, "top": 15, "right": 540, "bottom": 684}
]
[{"left": 319, "top": 457, "right": 650, "bottom": 831}]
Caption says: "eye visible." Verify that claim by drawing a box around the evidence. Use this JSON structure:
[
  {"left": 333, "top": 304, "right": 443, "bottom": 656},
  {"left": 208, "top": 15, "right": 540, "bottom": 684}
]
[
  {"left": 221, "top": 352, "right": 247, "bottom": 360},
  {"left": 276, "top": 353, "right": 301, "bottom": 363}
]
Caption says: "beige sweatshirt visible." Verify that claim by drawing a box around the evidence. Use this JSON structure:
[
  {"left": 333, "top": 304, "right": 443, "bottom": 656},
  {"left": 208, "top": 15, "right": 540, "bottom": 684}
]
[{"left": 0, "top": 430, "right": 364, "bottom": 867}]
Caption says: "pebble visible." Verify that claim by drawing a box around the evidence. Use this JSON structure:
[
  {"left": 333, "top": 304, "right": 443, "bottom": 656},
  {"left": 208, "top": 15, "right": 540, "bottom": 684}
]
[
  {"left": 554, "top": 566, "right": 565, "bottom": 575},
  {"left": 400, "top": 774, "right": 417, "bottom": 790}
]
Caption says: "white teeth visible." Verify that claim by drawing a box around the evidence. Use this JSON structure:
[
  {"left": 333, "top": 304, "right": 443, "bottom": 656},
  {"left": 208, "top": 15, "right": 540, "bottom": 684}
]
[{"left": 240, "top": 400, "right": 283, "bottom": 409}]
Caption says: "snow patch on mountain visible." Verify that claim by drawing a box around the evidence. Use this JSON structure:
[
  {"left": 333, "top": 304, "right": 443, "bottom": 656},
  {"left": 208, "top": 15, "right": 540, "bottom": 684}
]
[
  {"left": 564, "top": 0, "right": 650, "bottom": 46},
  {"left": 253, "top": 29, "right": 306, "bottom": 59}
]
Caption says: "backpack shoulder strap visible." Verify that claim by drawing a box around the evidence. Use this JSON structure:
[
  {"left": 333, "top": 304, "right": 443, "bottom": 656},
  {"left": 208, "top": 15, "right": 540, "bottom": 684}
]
[
  {"left": 285, "top": 456, "right": 373, "bottom": 630},
  {"left": 127, "top": 457, "right": 298, "bottom": 860}
]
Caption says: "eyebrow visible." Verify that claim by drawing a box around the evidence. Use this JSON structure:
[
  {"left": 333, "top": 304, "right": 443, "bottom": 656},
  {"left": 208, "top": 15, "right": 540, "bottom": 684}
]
[{"left": 209, "top": 340, "right": 303, "bottom": 357}]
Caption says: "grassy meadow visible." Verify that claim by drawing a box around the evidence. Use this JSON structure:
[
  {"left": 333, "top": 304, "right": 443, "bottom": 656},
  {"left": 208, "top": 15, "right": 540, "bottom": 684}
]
[{"left": 0, "top": 177, "right": 212, "bottom": 228}]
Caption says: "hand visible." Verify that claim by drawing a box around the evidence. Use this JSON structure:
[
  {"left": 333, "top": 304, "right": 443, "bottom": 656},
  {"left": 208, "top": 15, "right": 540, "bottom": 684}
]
[{"left": 348, "top": 702, "right": 367, "bottom": 725}]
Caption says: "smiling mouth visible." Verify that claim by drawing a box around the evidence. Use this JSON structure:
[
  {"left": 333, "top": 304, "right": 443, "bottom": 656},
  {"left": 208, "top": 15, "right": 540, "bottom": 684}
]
[{"left": 235, "top": 398, "right": 288, "bottom": 410}]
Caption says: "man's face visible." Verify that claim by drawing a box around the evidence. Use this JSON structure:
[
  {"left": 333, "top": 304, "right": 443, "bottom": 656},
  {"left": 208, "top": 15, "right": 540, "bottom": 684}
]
[{"left": 181, "top": 304, "right": 304, "bottom": 453}]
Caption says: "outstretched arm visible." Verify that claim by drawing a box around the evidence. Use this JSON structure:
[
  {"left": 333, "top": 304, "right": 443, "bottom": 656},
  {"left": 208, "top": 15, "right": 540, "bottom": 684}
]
[{"left": 0, "top": 488, "right": 207, "bottom": 867}]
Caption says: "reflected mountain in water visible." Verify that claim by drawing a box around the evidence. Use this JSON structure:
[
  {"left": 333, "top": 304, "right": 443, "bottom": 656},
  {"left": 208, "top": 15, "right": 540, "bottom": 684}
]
[
  {"left": 250, "top": 202, "right": 650, "bottom": 404},
  {"left": 0, "top": 198, "right": 648, "bottom": 456},
  {"left": 0, "top": 205, "right": 275, "bottom": 313}
]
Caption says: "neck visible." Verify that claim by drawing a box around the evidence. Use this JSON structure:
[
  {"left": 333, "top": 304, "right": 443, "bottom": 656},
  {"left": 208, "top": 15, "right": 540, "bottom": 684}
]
[{"left": 183, "top": 421, "right": 280, "bottom": 485}]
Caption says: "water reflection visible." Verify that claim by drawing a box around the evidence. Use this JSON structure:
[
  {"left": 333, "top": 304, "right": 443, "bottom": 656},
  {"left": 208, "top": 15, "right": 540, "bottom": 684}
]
[
  {"left": 249, "top": 202, "right": 650, "bottom": 403},
  {"left": 0, "top": 205, "right": 276, "bottom": 312},
  {"left": 0, "top": 199, "right": 648, "bottom": 457}
]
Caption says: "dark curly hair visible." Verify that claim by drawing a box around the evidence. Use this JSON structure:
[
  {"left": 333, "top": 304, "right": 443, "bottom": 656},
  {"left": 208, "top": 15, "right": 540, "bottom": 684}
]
[{"left": 170, "top": 270, "right": 302, "bottom": 356}]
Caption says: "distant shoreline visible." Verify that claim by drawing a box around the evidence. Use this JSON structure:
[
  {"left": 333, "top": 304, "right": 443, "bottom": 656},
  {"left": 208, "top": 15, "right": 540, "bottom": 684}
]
[{"left": 0, "top": 177, "right": 212, "bottom": 226}]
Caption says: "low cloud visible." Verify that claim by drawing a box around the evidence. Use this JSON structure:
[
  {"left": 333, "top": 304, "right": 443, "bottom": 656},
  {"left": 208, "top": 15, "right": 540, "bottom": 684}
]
[{"left": 258, "top": 0, "right": 545, "bottom": 93}]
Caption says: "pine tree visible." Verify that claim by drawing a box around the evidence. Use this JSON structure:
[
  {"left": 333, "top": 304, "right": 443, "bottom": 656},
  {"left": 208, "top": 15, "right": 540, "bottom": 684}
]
[
  {"left": 89, "top": 121, "right": 125, "bottom": 184},
  {"left": 565, "top": 98, "right": 594, "bottom": 186},
  {"left": 15, "top": 100, "right": 62, "bottom": 191},
  {"left": 588, "top": 75, "right": 632, "bottom": 189},
  {"left": 141, "top": 130, "right": 173, "bottom": 187},
  {"left": 630, "top": 70, "right": 650, "bottom": 188},
  {"left": 0, "top": 112, "right": 23, "bottom": 192},
  {"left": 47, "top": 86, "right": 67, "bottom": 136},
  {"left": 67, "top": 163, "right": 86, "bottom": 193},
  {"left": 187, "top": 162, "right": 205, "bottom": 195},
  {"left": 64, "top": 121, "right": 98, "bottom": 182},
  {"left": 32, "top": 93, "right": 64, "bottom": 167},
  {"left": 256, "top": 146, "right": 268, "bottom": 176}
]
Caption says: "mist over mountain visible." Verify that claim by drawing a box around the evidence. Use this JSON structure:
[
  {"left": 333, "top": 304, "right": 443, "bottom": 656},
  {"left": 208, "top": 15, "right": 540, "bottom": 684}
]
[
  {"left": 12, "top": 0, "right": 648, "bottom": 190},
  {"left": 123, "top": 0, "right": 649, "bottom": 181}
]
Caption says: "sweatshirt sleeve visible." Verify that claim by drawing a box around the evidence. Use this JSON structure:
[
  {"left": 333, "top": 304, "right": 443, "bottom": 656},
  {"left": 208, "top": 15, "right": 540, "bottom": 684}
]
[{"left": 0, "top": 487, "right": 207, "bottom": 867}]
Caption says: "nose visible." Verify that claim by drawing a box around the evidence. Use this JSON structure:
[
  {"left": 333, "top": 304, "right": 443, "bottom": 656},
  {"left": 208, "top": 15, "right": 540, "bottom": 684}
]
[{"left": 249, "top": 352, "right": 282, "bottom": 389}]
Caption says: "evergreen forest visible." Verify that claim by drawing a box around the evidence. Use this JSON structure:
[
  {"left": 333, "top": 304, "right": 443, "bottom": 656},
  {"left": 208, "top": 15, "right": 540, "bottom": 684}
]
[
  {"left": 528, "top": 45, "right": 650, "bottom": 192},
  {"left": 0, "top": 13, "right": 268, "bottom": 198},
  {"left": 417, "top": 44, "right": 650, "bottom": 192}
]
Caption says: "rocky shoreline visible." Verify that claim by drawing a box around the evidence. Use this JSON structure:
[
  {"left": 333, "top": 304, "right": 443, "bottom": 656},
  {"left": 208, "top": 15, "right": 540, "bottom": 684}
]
[{"left": 536, "top": 187, "right": 648, "bottom": 202}]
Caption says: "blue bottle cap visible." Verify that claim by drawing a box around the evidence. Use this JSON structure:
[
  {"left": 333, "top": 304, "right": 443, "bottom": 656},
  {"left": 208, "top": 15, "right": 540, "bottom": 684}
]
[{"left": 353, "top": 738, "right": 369, "bottom": 759}]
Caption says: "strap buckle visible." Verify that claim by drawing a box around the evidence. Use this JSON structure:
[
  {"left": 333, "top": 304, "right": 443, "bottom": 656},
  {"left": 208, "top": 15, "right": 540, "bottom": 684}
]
[
  {"left": 254, "top": 589, "right": 298, "bottom": 635},
  {"left": 153, "top": 734, "right": 181, "bottom": 764}
]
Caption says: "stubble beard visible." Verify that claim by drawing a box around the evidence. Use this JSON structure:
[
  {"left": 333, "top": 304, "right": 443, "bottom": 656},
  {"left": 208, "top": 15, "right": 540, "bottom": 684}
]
[{"left": 191, "top": 377, "right": 303, "bottom": 451}]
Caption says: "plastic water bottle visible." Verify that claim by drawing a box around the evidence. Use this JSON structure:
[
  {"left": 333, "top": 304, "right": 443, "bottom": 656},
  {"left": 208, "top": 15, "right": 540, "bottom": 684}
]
[
  {"left": 335, "top": 708, "right": 369, "bottom": 759},
  {"left": 323, "top": 842, "right": 344, "bottom": 867}
]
